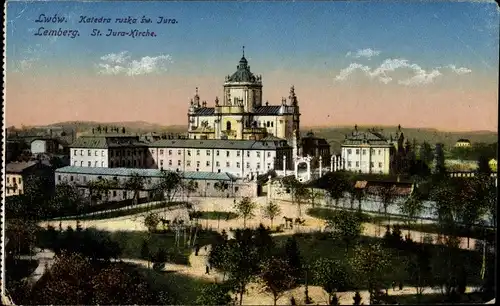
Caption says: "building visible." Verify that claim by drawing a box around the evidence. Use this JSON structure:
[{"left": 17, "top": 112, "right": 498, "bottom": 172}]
[
  {"left": 341, "top": 127, "right": 395, "bottom": 174},
  {"left": 455, "top": 139, "right": 471, "bottom": 148},
  {"left": 55, "top": 166, "right": 258, "bottom": 201},
  {"left": 4, "top": 161, "right": 52, "bottom": 197},
  {"left": 147, "top": 137, "right": 292, "bottom": 179},
  {"left": 187, "top": 49, "right": 300, "bottom": 146},
  {"left": 300, "top": 131, "right": 331, "bottom": 167},
  {"left": 30, "top": 138, "right": 59, "bottom": 155},
  {"left": 69, "top": 134, "right": 148, "bottom": 168}
]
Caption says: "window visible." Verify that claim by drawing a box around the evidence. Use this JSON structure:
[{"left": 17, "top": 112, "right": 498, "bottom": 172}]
[
  {"left": 216, "top": 161, "right": 220, "bottom": 167},
  {"left": 117, "top": 151, "right": 120, "bottom": 157},
  {"left": 226, "top": 121, "right": 232, "bottom": 130},
  {"left": 371, "top": 149, "right": 375, "bottom": 154},
  {"left": 57, "top": 175, "right": 61, "bottom": 181},
  {"left": 178, "top": 150, "right": 181, "bottom": 155},
  {"left": 195, "top": 182, "right": 199, "bottom": 188},
  {"left": 235, "top": 186, "right": 239, "bottom": 192},
  {"left": 378, "top": 149, "right": 382, "bottom": 155},
  {"left": 160, "top": 149, "right": 164, "bottom": 155},
  {"left": 379, "top": 162, "right": 383, "bottom": 168},
  {"left": 95, "top": 161, "right": 98, "bottom": 167},
  {"left": 197, "top": 150, "right": 200, "bottom": 156},
  {"left": 226, "top": 151, "right": 230, "bottom": 157},
  {"left": 355, "top": 161, "right": 359, "bottom": 167},
  {"left": 207, "top": 150, "right": 211, "bottom": 156},
  {"left": 247, "top": 151, "right": 250, "bottom": 157},
  {"left": 216, "top": 150, "right": 220, "bottom": 156},
  {"left": 101, "top": 161, "right": 104, "bottom": 167},
  {"left": 355, "top": 149, "right": 360, "bottom": 155},
  {"left": 73, "top": 161, "right": 77, "bottom": 166},
  {"left": 267, "top": 121, "right": 270, "bottom": 127},
  {"left": 86, "top": 161, "right": 91, "bottom": 167},
  {"left": 88, "top": 150, "right": 91, "bottom": 156},
  {"left": 267, "top": 163, "right": 271, "bottom": 169},
  {"left": 123, "top": 191, "right": 127, "bottom": 199},
  {"left": 178, "top": 160, "right": 181, "bottom": 166},
  {"left": 80, "top": 150, "right": 83, "bottom": 156},
  {"left": 257, "top": 162, "right": 261, "bottom": 169},
  {"left": 370, "top": 162, "right": 374, "bottom": 167},
  {"left": 83, "top": 176, "right": 87, "bottom": 183},
  {"left": 110, "top": 150, "right": 114, "bottom": 157},
  {"left": 113, "top": 191, "right": 117, "bottom": 197},
  {"left": 362, "top": 149, "right": 366, "bottom": 155},
  {"left": 95, "top": 151, "right": 98, "bottom": 156},
  {"left": 246, "top": 162, "right": 250, "bottom": 169},
  {"left": 347, "top": 149, "right": 352, "bottom": 154},
  {"left": 128, "top": 150, "right": 131, "bottom": 157},
  {"left": 237, "top": 151, "right": 240, "bottom": 157},
  {"left": 257, "top": 152, "right": 261, "bottom": 158},
  {"left": 267, "top": 152, "right": 271, "bottom": 158},
  {"left": 348, "top": 161, "right": 352, "bottom": 167},
  {"left": 187, "top": 161, "right": 191, "bottom": 166},
  {"left": 206, "top": 161, "right": 210, "bottom": 166},
  {"left": 169, "top": 160, "right": 172, "bottom": 166},
  {"left": 237, "top": 162, "right": 240, "bottom": 168},
  {"left": 73, "top": 150, "right": 77, "bottom": 156},
  {"left": 18, "top": 177, "right": 21, "bottom": 184},
  {"left": 169, "top": 150, "right": 172, "bottom": 155},
  {"left": 226, "top": 161, "right": 230, "bottom": 167},
  {"left": 80, "top": 161, "right": 84, "bottom": 166},
  {"left": 102, "top": 150, "right": 105, "bottom": 156},
  {"left": 188, "top": 150, "right": 191, "bottom": 156}
]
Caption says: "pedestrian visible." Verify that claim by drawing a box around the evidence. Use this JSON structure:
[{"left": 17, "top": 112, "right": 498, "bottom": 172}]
[
  {"left": 392, "top": 281, "right": 396, "bottom": 291},
  {"left": 205, "top": 265, "right": 210, "bottom": 275},
  {"left": 399, "top": 281, "right": 403, "bottom": 291}
]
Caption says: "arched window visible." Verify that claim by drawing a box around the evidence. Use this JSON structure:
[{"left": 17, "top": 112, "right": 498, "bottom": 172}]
[{"left": 226, "top": 121, "right": 231, "bottom": 131}]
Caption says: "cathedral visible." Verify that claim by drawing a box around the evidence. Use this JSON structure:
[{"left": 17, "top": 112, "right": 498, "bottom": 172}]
[{"left": 187, "top": 48, "right": 301, "bottom": 144}]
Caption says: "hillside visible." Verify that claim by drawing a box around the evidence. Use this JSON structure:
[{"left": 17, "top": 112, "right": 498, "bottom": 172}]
[
  {"left": 302, "top": 126, "right": 498, "bottom": 154},
  {"left": 45, "top": 121, "right": 187, "bottom": 134}
]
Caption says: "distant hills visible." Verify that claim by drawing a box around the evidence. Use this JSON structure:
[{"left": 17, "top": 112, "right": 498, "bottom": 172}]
[{"left": 21, "top": 121, "right": 498, "bottom": 153}]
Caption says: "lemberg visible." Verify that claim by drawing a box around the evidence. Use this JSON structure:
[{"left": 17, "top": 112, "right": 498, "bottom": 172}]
[{"left": 34, "top": 27, "right": 79, "bottom": 39}]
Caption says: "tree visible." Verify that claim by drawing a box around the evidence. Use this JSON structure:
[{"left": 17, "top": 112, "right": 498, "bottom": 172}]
[
  {"left": 376, "top": 184, "right": 398, "bottom": 227},
  {"left": 477, "top": 155, "right": 491, "bottom": 175},
  {"left": 263, "top": 201, "right": 281, "bottom": 228},
  {"left": 325, "top": 172, "right": 350, "bottom": 207},
  {"left": 234, "top": 197, "right": 257, "bottom": 228},
  {"left": 350, "top": 243, "right": 390, "bottom": 304},
  {"left": 326, "top": 210, "right": 364, "bottom": 252},
  {"left": 312, "top": 258, "right": 349, "bottom": 304},
  {"left": 51, "top": 182, "right": 85, "bottom": 218},
  {"left": 124, "top": 172, "right": 145, "bottom": 207},
  {"left": 196, "top": 283, "right": 232, "bottom": 306},
  {"left": 398, "top": 191, "right": 424, "bottom": 236},
  {"left": 458, "top": 178, "right": 487, "bottom": 248},
  {"left": 419, "top": 141, "right": 434, "bottom": 166},
  {"left": 140, "top": 239, "right": 151, "bottom": 269},
  {"left": 283, "top": 236, "right": 302, "bottom": 283},
  {"left": 406, "top": 246, "right": 432, "bottom": 303},
  {"left": 214, "top": 180, "right": 229, "bottom": 198},
  {"left": 309, "top": 189, "right": 323, "bottom": 208},
  {"left": 144, "top": 212, "right": 160, "bottom": 232},
  {"left": 154, "top": 170, "right": 183, "bottom": 203},
  {"left": 282, "top": 176, "right": 309, "bottom": 216},
  {"left": 260, "top": 256, "right": 296, "bottom": 306}
]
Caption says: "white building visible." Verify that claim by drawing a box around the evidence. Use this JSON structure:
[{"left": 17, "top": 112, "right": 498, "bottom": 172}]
[
  {"left": 187, "top": 49, "right": 301, "bottom": 145},
  {"left": 69, "top": 135, "right": 148, "bottom": 168},
  {"left": 341, "top": 129, "right": 395, "bottom": 174},
  {"left": 147, "top": 137, "right": 292, "bottom": 179}
]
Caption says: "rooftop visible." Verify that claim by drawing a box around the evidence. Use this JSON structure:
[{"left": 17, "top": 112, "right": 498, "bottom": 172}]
[
  {"left": 6, "top": 161, "right": 39, "bottom": 173},
  {"left": 149, "top": 138, "right": 290, "bottom": 150},
  {"left": 70, "top": 135, "right": 148, "bottom": 148},
  {"left": 55, "top": 166, "right": 237, "bottom": 181},
  {"left": 343, "top": 130, "right": 393, "bottom": 147}
]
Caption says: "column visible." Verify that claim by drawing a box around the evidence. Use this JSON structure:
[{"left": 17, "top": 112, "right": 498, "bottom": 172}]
[
  {"left": 331, "top": 155, "right": 335, "bottom": 172},
  {"left": 283, "top": 155, "right": 287, "bottom": 176},
  {"left": 319, "top": 156, "right": 323, "bottom": 177}
]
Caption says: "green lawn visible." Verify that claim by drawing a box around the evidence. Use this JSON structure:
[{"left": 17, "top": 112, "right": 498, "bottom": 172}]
[
  {"left": 74, "top": 201, "right": 183, "bottom": 220},
  {"left": 397, "top": 223, "right": 496, "bottom": 242},
  {"left": 197, "top": 211, "right": 238, "bottom": 220},
  {"left": 307, "top": 207, "right": 409, "bottom": 224},
  {"left": 273, "top": 232, "right": 488, "bottom": 291},
  {"left": 110, "top": 230, "right": 221, "bottom": 265}
]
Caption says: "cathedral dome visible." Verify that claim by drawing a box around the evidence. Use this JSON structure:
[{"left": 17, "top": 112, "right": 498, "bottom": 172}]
[{"left": 226, "top": 47, "right": 260, "bottom": 84}]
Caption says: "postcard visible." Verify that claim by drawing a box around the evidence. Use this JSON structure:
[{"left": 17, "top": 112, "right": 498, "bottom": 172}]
[{"left": 2, "top": 1, "right": 498, "bottom": 305}]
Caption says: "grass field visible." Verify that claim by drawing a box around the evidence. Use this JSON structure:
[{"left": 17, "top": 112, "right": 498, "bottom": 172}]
[
  {"left": 135, "top": 264, "right": 209, "bottom": 305},
  {"left": 307, "top": 207, "right": 410, "bottom": 224},
  {"left": 197, "top": 211, "right": 238, "bottom": 220},
  {"left": 110, "top": 230, "right": 221, "bottom": 265},
  {"left": 273, "top": 232, "right": 488, "bottom": 290}
]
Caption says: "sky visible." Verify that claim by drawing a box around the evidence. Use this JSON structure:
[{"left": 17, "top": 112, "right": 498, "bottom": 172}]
[{"left": 5, "top": 1, "right": 499, "bottom": 132}]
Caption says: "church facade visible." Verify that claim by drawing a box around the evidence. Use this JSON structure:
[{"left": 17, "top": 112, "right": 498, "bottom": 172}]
[{"left": 187, "top": 49, "right": 301, "bottom": 145}]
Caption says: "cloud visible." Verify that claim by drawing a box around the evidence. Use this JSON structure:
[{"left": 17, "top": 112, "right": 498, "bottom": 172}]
[
  {"left": 447, "top": 65, "right": 472, "bottom": 75},
  {"left": 335, "top": 58, "right": 470, "bottom": 86},
  {"left": 346, "top": 48, "right": 381, "bottom": 59},
  {"left": 97, "top": 52, "right": 173, "bottom": 76}
]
